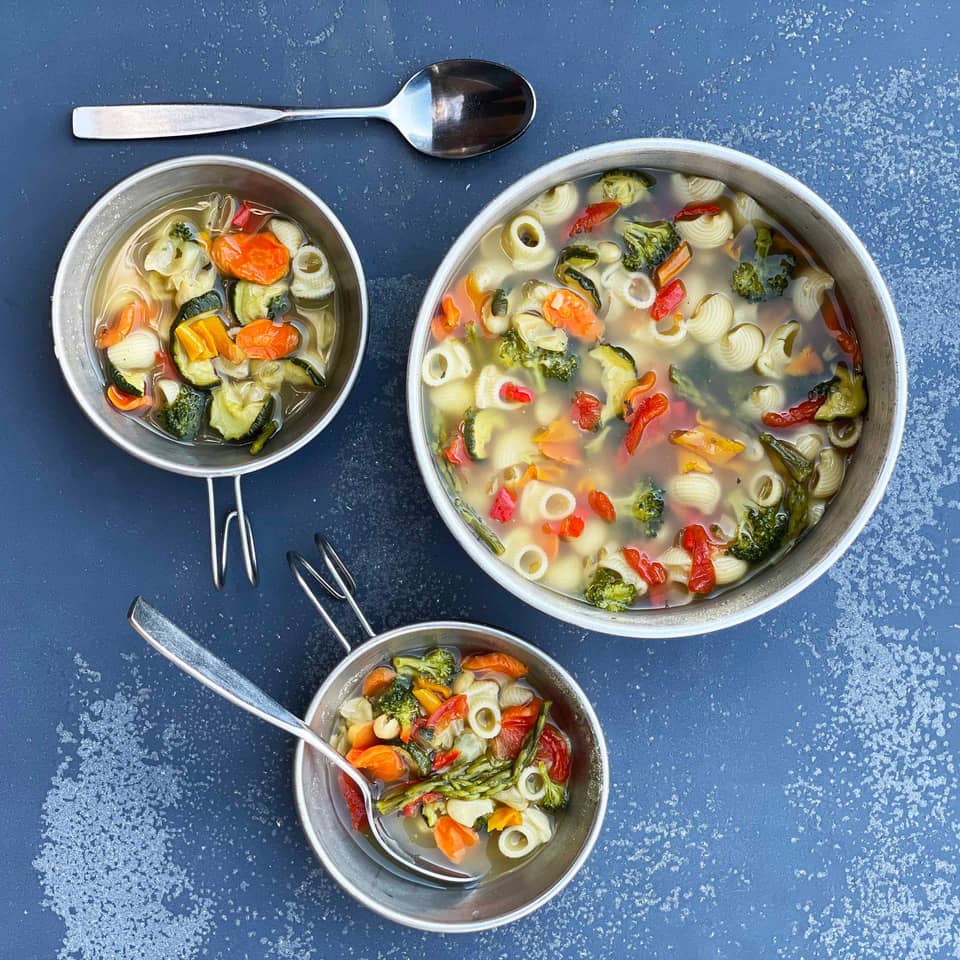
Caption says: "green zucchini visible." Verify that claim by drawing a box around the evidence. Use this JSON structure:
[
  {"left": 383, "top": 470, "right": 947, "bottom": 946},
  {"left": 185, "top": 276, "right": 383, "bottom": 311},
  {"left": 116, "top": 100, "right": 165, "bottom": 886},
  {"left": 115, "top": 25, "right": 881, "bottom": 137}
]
[
  {"left": 169, "top": 292, "right": 224, "bottom": 389},
  {"left": 231, "top": 280, "right": 290, "bottom": 325},
  {"left": 107, "top": 363, "right": 146, "bottom": 397},
  {"left": 284, "top": 353, "right": 326, "bottom": 389},
  {"left": 589, "top": 343, "right": 640, "bottom": 423},
  {"left": 158, "top": 383, "right": 206, "bottom": 440},
  {"left": 463, "top": 408, "right": 504, "bottom": 461},
  {"left": 209, "top": 384, "right": 274, "bottom": 443},
  {"left": 175, "top": 290, "right": 222, "bottom": 325},
  {"left": 250, "top": 420, "right": 279, "bottom": 455}
]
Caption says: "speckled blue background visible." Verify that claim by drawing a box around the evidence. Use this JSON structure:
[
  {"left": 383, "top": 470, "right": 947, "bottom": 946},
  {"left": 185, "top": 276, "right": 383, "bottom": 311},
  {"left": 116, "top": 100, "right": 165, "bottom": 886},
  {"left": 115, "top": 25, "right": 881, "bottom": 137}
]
[{"left": 3, "top": 2, "right": 959, "bottom": 957}]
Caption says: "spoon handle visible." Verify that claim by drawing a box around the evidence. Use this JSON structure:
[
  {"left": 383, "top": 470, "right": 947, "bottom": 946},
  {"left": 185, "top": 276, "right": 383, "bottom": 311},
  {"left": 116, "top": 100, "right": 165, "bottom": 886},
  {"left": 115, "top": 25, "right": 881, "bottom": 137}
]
[
  {"left": 73, "top": 103, "right": 388, "bottom": 139},
  {"left": 127, "top": 597, "right": 364, "bottom": 789}
]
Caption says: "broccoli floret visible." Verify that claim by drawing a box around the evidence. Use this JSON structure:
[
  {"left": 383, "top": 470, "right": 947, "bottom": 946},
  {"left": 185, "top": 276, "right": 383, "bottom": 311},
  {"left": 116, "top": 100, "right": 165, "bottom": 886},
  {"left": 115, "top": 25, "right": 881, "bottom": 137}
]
[
  {"left": 620, "top": 219, "right": 681, "bottom": 272},
  {"left": 392, "top": 648, "right": 456, "bottom": 686},
  {"left": 169, "top": 221, "right": 194, "bottom": 242},
  {"left": 597, "top": 168, "right": 653, "bottom": 206},
  {"left": 159, "top": 385, "right": 206, "bottom": 441},
  {"left": 373, "top": 677, "right": 421, "bottom": 734},
  {"left": 727, "top": 504, "right": 789, "bottom": 562},
  {"left": 731, "top": 225, "right": 797, "bottom": 303},
  {"left": 537, "top": 762, "right": 569, "bottom": 812},
  {"left": 612, "top": 478, "right": 666, "bottom": 538},
  {"left": 584, "top": 567, "right": 636, "bottom": 612},
  {"left": 498, "top": 329, "right": 579, "bottom": 383}
]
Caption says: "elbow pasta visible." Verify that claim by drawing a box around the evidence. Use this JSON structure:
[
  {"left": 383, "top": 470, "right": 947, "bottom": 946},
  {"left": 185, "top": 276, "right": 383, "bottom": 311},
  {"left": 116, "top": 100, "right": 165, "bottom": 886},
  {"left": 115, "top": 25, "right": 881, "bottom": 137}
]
[{"left": 755, "top": 322, "right": 801, "bottom": 378}]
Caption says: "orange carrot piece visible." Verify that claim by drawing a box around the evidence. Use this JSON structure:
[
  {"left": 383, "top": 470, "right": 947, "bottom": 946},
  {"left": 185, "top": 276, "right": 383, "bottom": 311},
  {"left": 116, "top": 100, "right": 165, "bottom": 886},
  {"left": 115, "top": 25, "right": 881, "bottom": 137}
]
[
  {"left": 362, "top": 666, "right": 396, "bottom": 698},
  {"left": 96, "top": 297, "right": 149, "bottom": 348},
  {"left": 349, "top": 745, "right": 406, "bottom": 782},
  {"left": 235, "top": 319, "right": 300, "bottom": 360},
  {"left": 433, "top": 816, "right": 479, "bottom": 864},
  {"left": 347, "top": 721, "right": 378, "bottom": 750},
  {"left": 210, "top": 232, "right": 290, "bottom": 284},
  {"left": 785, "top": 344, "right": 825, "bottom": 376},
  {"left": 461, "top": 652, "right": 528, "bottom": 678},
  {"left": 430, "top": 295, "right": 461, "bottom": 341},
  {"left": 668, "top": 425, "right": 745, "bottom": 465},
  {"left": 542, "top": 289, "right": 604, "bottom": 341},
  {"left": 106, "top": 385, "right": 151, "bottom": 412},
  {"left": 655, "top": 242, "right": 692, "bottom": 287}
]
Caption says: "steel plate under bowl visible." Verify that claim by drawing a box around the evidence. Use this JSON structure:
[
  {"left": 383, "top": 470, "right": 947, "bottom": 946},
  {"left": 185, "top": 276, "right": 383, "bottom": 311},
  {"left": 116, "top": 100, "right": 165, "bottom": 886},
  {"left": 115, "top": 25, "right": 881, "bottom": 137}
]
[{"left": 406, "top": 138, "right": 907, "bottom": 638}]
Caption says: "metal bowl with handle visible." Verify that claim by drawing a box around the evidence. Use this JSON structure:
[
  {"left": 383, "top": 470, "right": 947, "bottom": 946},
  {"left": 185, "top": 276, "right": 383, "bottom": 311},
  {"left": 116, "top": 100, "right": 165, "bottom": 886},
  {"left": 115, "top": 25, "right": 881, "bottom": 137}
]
[
  {"left": 288, "top": 536, "right": 609, "bottom": 932},
  {"left": 52, "top": 156, "right": 367, "bottom": 588},
  {"left": 406, "top": 138, "right": 907, "bottom": 638}
]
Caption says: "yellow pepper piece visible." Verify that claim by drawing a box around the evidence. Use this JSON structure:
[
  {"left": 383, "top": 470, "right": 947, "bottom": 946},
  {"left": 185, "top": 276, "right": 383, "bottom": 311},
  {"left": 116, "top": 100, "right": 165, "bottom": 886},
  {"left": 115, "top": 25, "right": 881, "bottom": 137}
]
[
  {"left": 669, "top": 425, "right": 745, "bottom": 465},
  {"left": 413, "top": 688, "right": 444, "bottom": 716},
  {"left": 487, "top": 806, "right": 523, "bottom": 831},
  {"left": 678, "top": 451, "right": 713, "bottom": 474},
  {"left": 196, "top": 315, "right": 245, "bottom": 364},
  {"left": 174, "top": 322, "right": 216, "bottom": 362},
  {"left": 414, "top": 677, "right": 452, "bottom": 700}
]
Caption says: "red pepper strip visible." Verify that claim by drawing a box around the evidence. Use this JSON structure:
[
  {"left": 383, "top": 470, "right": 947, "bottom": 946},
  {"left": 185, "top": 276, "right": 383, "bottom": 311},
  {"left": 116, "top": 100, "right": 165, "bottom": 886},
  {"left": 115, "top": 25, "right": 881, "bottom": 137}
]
[
  {"left": 443, "top": 431, "right": 470, "bottom": 465},
  {"left": 762, "top": 395, "right": 827, "bottom": 428},
  {"left": 490, "top": 487, "right": 518, "bottom": 523},
  {"left": 401, "top": 791, "right": 443, "bottom": 818},
  {"left": 426, "top": 694, "right": 468, "bottom": 736},
  {"left": 624, "top": 392, "right": 670, "bottom": 455},
  {"left": 682, "top": 525, "right": 716, "bottom": 595},
  {"left": 650, "top": 279, "right": 686, "bottom": 321},
  {"left": 500, "top": 382, "right": 534, "bottom": 404},
  {"left": 588, "top": 489, "right": 616, "bottom": 523},
  {"left": 623, "top": 548, "right": 668, "bottom": 586},
  {"left": 431, "top": 750, "right": 460, "bottom": 773},
  {"left": 543, "top": 512, "right": 585, "bottom": 539},
  {"left": 674, "top": 203, "right": 722, "bottom": 222},
  {"left": 568, "top": 201, "right": 620, "bottom": 237},
  {"left": 570, "top": 390, "right": 603, "bottom": 431},
  {"left": 337, "top": 771, "right": 368, "bottom": 831},
  {"left": 231, "top": 201, "right": 253, "bottom": 229}
]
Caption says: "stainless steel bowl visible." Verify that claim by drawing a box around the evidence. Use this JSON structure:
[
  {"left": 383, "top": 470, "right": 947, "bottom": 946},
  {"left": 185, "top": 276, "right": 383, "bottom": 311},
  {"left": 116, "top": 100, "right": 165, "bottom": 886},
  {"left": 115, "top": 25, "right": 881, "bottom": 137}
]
[
  {"left": 52, "top": 155, "right": 367, "bottom": 587},
  {"left": 407, "top": 138, "right": 907, "bottom": 639},
  {"left": 289, "top": 541, "right": 609, "bottom": 932}
]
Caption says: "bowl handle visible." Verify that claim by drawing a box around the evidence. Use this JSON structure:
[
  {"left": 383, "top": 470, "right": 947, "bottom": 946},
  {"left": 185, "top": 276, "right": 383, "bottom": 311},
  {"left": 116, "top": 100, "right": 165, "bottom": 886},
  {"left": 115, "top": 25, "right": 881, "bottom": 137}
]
[
  {"left": 207, "top": 475, "right": 258, "bottom": 590},
  {"left": 287, "top": 534, "right": 376, "bottom": 653}
]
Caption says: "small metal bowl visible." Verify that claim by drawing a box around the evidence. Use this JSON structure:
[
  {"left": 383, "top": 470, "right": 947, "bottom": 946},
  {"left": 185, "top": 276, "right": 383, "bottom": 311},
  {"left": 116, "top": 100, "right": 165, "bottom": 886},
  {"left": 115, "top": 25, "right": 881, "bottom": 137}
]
[
  {"left": 289, "top": 539, "right": 609, "bottom": 932},
  {"left": 407, "top": 139, "right": 907, "bottom": 638},
  {"left": 52, "top": 155, "right": 367, "bottom": 588}
]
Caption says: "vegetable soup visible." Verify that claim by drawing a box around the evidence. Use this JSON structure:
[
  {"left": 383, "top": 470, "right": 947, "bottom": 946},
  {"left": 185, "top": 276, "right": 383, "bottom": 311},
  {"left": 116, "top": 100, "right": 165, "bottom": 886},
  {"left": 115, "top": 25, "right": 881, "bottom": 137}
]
[
  {"left": 421, "top": 168, "right": 867, "bottom": 610},
  {"left": 93, "top": 191, "right": 338, "bottom": 452},
  {"left": 333, "top": 648, "right": 570, "bottom": 873}
]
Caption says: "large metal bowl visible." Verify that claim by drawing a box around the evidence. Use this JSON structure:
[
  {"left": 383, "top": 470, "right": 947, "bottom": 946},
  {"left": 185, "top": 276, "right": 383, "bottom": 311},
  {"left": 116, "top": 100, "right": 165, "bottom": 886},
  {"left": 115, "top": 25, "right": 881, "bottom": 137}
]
[
  {"left": 407, "top": 139, "right": 907, "bottom": 638},
  {"left": 291, "top": 602, "right": 608, "bottom": 932},
  {"left": 52, "top": 155, "right": 367, "bottom": 587}
]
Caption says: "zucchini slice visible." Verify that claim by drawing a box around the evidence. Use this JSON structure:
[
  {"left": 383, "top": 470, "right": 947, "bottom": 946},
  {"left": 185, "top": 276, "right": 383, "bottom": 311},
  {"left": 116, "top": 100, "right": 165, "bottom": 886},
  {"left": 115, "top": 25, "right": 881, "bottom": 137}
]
[
  {"left": 463, "top": 407, "right": 505, "bottom": 461},
  {"left": 158, "top": 383, "right": 207, "bottom": 440},
  {"left": 175, "top": 290, "right": 222, "bottom": 325},
  {"left": 208, "top": 383, "right": 274, "bottom": 443},
  {"left": 231, "top": 280, "right": 290, "bottom": 325},
  {"left": 589, "top": 343, "right": 640, "bottom": 423},
  {"left": 284, "top": 353, "right": 326, "bottom": 389},
  {"left": 107, "top": 363, "right": 147, "bottom": 397},
  {"left": 169, "top": 292, "right": 224, "bottom": 390}
]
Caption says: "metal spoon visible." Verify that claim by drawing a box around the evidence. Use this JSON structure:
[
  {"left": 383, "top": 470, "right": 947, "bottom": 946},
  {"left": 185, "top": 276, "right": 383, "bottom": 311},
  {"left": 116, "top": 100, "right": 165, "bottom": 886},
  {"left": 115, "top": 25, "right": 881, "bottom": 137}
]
[
  {"left": 73, "top": 59, "right": 536, "bottom": 159},
  {"left": 127, "top": 597, "right": 475, "bottom": 886}
]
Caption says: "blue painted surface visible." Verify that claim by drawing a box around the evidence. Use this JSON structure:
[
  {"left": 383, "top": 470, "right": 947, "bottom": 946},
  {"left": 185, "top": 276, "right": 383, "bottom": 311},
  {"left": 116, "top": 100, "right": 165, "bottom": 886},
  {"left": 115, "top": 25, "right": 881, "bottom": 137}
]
[{"left": 3, "top": 1, "right": 959, "bottom": 957}]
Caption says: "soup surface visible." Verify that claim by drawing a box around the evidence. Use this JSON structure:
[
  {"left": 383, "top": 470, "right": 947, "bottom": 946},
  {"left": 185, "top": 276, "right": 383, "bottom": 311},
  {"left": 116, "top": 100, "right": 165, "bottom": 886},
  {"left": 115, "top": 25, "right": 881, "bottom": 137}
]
[
  {"left": 332, "top": 647, "right": 570, "bottom": 875},
  {"left": 93, "top": 191, "right": 338, "bottom": 452},
  {"left": 421, "top": 168, "right": 867, "bottom": 610}
]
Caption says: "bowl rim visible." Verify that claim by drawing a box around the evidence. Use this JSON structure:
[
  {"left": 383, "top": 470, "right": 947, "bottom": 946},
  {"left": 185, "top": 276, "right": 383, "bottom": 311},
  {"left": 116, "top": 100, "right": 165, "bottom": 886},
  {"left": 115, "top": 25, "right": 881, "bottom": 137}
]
[
  {"left": 405, "top": 137, "right": 908, "bottom": 638},
  {"left": 51, "top": 153, "right": 369, "bottom": 479},
  {"left": 291, "top": 618, "right": 610, "bottom": 933}
]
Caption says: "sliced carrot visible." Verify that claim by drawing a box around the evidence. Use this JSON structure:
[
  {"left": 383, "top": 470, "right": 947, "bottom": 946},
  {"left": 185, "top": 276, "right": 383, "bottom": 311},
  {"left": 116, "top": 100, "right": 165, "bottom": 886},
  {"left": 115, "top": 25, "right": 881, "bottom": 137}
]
[
  {"left": 487, "top": 806, "right": 523, "bottom": 832},
  {"left": 655, "top": 242, "right": 692, "bottom": 287},
  {"left": 196, "top": 315, "right": 245, "bottom": 364},
  {"left": 210, "top": 232, "right": 290, "bottom": 284},
  {"left": 106, "top": 385, "right": 151, "bottom": 412},
  {"left": 362, "top": 666, "right": 396, "bottom": 698},
  {"left": 347, "top": 721, "right": 378, "bottom": 750},
  {"left": 433, "top": 815, "right": 478, "bottom": 864},
  {"left": 461, "top": 652, "right": 527, "bottom": 678},
  {"left": 431, "top": 295, "right": 461, "bottom": 341},
  {"left": 349, "top": 744, "right": 407, "bottom": 782},
  {"left": 235, "top": 319, "right": 300, "bottom": 360},
  {"left": 535, "top": 418, "right": 582, "bottom": 465},
  {"left": 542, "top": 289, "right": 604, "bottom": 341},
  {"left": 96, "top": 297, "right": 149, "bottom": 348},
  {"left": 413, "top": 687, "right": 444, "bottom": 716},
  {"left": 785, "top": 344, "right": 825, "bottom": 376}
]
